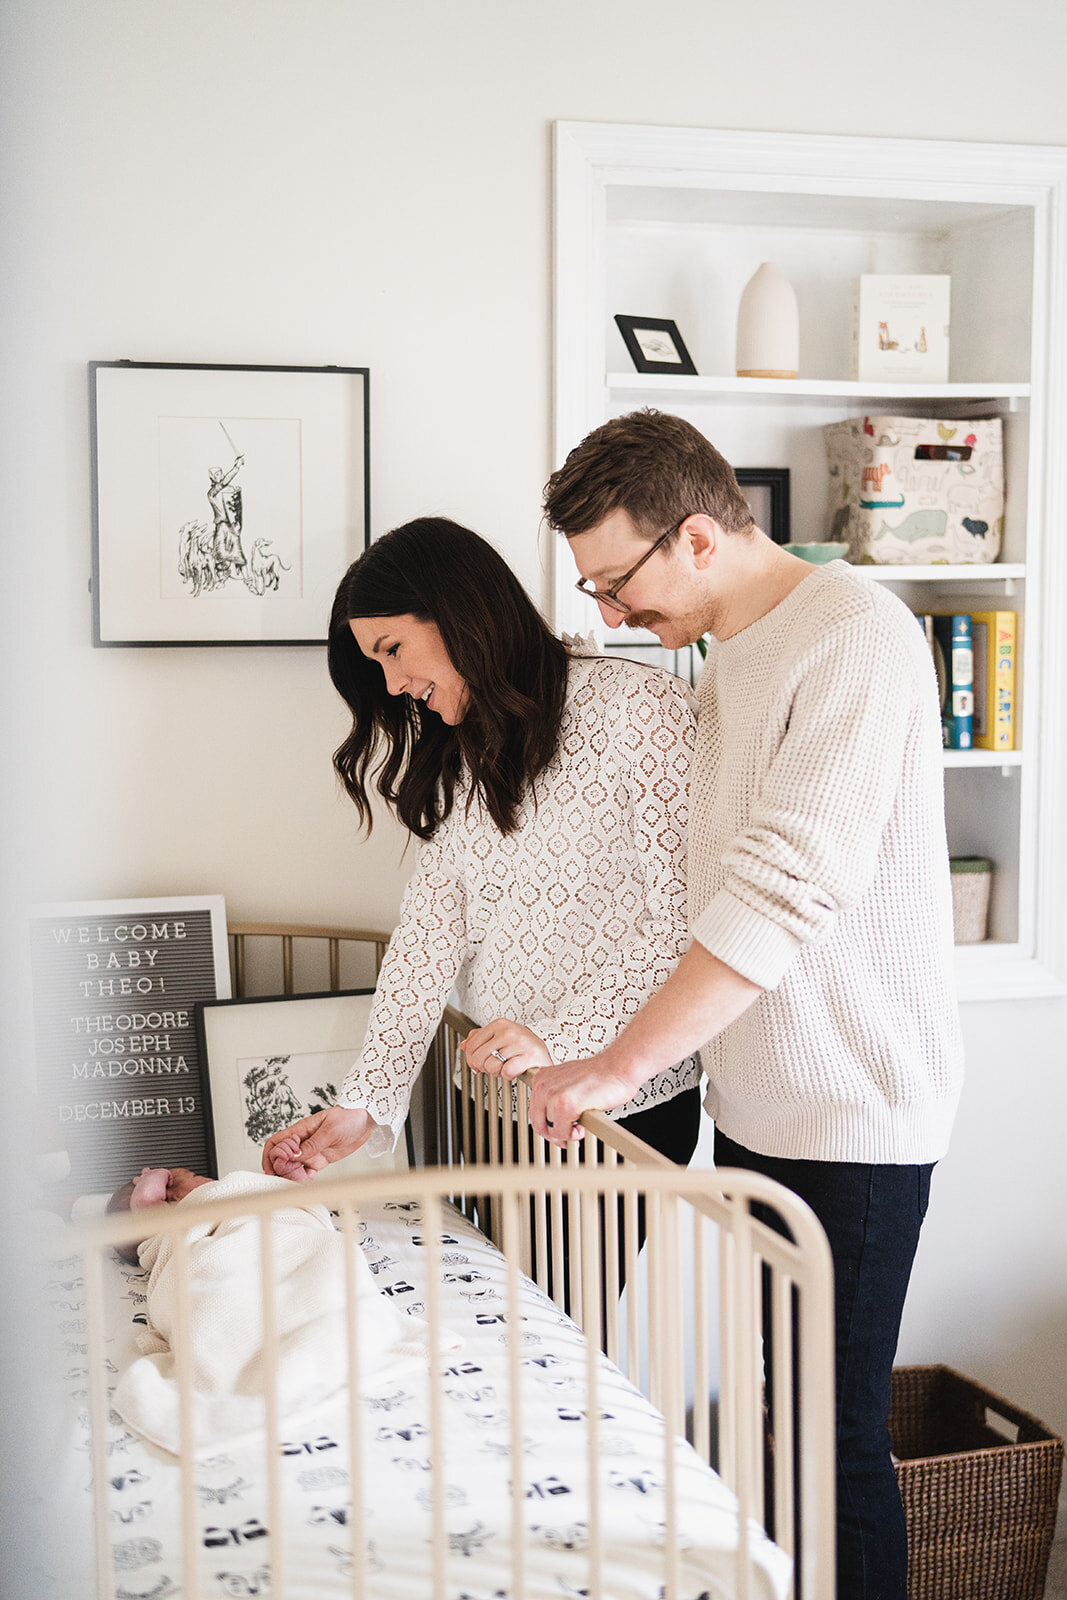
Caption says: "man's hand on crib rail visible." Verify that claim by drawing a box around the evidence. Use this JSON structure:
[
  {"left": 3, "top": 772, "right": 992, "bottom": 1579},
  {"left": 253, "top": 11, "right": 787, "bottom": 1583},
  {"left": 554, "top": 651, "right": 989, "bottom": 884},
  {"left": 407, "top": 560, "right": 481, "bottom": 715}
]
[
  {"left": 261, "top": 1106, "right": 374, "bottom": 1180},
  {"left": 530, "top": 1054, "right": 640, "bottom": 1147}
]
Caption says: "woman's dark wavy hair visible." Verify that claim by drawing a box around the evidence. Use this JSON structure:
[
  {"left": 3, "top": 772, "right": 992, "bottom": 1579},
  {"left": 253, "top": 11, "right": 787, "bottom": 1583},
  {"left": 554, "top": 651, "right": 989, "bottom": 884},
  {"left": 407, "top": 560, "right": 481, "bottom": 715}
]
[{"left": 328, "top": 518, "right": 569, "bottom": 840}]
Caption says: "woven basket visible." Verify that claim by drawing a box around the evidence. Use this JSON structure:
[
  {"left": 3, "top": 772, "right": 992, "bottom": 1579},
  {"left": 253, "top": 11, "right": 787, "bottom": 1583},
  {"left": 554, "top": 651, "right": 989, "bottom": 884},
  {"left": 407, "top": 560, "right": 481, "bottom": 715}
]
[
  {"left": 889, "top": 1365, "right": 1064, "bottom": 1600},
  {"left": 950, "top": 857, "right": 993, "bottom": 944}
]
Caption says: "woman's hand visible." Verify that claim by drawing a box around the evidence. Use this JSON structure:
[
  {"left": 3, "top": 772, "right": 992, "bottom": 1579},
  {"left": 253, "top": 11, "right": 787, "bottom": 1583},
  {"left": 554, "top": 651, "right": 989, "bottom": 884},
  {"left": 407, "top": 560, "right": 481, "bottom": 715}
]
[
  {"left": 461, "top": 1018, "right": 553, "bottom": 1080},
  {"left": 261, "top": 1105, "right": 375, "bottom": 1181}
]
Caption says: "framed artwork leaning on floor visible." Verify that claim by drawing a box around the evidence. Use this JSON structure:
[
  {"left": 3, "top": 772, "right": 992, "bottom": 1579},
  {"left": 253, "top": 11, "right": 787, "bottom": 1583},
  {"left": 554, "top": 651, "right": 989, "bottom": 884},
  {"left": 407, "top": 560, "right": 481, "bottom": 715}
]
[{"left": 196, "top": 989, "right": 407, "bottom": 1178}]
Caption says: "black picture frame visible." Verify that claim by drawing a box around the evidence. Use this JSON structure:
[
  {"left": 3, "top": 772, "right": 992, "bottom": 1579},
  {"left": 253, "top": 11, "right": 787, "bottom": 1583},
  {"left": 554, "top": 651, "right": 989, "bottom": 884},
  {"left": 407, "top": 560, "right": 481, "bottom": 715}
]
[
  {"left": 613, "top": 315, "right": 698, "bottom": 376},
  {"left": 734, "top": 468, "right": 791, "bottom": 546},
  {"left": 89, "top": 360, "right": 371, "bottom": 647},
  {"left": 28, "top": 894, "right": 230, "bottom": 1199},
  {"left": 194, "top": 987, "right": 411, "bottom": 1179}
]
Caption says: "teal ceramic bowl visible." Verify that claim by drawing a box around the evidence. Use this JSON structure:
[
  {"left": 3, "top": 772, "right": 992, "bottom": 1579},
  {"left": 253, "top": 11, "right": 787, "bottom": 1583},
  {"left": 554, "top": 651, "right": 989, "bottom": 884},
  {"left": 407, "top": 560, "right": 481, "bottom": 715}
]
[{"left": 783, "top": 542, "right": 850, "bottom": 564}]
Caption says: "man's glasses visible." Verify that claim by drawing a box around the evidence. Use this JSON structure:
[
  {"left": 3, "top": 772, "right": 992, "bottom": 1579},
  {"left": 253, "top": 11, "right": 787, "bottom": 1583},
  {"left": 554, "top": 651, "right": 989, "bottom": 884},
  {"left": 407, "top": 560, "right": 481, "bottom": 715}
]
[{"left": 574, "top": 519, "right": 685, "bottom": 616}]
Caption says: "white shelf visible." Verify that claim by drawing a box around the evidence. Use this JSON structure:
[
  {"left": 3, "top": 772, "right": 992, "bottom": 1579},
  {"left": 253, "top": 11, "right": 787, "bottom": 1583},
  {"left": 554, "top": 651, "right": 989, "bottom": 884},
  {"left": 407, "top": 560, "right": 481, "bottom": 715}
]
[
  {"left": 856, "top": 564, "right": 1025, "bottom": 584},
  {"left": 943, "top": 749, "right": 1022, "bottom": 769},
  {"left": 606, "top": 373, "right": 1032, "bottom": 403},
  {"left": 558, "top": 124, "right": 1067, "bottom": 998}
]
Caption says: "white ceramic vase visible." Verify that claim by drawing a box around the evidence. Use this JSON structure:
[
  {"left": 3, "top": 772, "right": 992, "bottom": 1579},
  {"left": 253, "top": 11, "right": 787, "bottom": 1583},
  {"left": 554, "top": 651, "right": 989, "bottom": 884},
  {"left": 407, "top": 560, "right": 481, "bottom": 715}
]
[{"left": 735, "top": 261, "right": 799, "bottom": 378}]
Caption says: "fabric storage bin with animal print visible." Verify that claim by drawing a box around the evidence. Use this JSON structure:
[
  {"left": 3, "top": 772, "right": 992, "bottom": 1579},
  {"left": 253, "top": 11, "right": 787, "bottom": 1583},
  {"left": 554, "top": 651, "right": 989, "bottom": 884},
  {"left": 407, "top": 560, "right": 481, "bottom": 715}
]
[{"left": 824, "top": 415, "right": 1004, "bottom": 565}]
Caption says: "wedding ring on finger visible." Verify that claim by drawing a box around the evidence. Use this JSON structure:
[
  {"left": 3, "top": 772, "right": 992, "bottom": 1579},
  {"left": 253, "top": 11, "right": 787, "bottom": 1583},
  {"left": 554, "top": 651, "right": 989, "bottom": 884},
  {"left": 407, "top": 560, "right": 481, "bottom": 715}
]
[{"left": 490, "top": 1048, "right": 507, "bottom": 1063}]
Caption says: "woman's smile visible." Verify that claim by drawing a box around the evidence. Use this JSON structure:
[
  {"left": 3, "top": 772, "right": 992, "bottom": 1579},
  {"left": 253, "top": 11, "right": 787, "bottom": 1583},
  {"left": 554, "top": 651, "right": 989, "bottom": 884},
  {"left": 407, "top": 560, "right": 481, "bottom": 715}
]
[{"left": 348, "top": 615, "right": 469, "bottom": 725}]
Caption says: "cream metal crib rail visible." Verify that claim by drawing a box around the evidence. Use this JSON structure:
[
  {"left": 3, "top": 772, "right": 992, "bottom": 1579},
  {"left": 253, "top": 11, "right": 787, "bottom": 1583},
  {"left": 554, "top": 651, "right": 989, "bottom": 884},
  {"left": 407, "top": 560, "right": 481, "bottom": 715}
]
[
  {"left": 134, "top": 926, "right": 837, "bottom": 1593},
  {"left": 77, "top": 1160, "right": 835, "bottom": 1600},
  {"left": 227, "top": 922, "right": 391, "bottom": 999}
]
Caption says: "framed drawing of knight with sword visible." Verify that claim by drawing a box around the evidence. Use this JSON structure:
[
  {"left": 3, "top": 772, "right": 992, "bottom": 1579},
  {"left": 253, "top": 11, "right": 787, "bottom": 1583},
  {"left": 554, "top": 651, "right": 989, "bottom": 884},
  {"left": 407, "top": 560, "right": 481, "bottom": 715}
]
[{"left": 89, "top": 361, "right": 369, "bottom": 645}]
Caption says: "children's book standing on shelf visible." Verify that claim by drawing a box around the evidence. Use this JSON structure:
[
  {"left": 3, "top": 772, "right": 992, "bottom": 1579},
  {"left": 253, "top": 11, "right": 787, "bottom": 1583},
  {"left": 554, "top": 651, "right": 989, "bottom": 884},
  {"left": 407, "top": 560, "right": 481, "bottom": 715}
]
[
  {"left": 922, "top": 614, "right": 974, "bottom": 750},
  {"left": 971, "top": 611, "right": 1016, "bottom": 752}
]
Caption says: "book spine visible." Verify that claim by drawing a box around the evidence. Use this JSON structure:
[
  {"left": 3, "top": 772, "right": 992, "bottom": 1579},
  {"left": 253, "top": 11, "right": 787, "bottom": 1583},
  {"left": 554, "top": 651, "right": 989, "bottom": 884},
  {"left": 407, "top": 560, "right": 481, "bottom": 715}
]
[
  {"left": 920, "top": 613, "right": 950, "bottom": 747},
  {"left": 970, "top": 616, "right": 989, "bottom": 740},
  {"left": 950, "top": 614, "right": 973, "bottom": 750},
  {"left": 971, "top": 611, "right": 1016, "bottom": 751}
]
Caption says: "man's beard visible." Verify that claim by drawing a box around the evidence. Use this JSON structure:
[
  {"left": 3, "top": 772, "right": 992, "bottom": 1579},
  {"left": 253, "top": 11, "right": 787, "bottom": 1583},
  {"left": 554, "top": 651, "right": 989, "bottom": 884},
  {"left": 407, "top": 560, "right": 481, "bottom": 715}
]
[{"left": 626, "top": 609, "right": 707, "bottom": 645}]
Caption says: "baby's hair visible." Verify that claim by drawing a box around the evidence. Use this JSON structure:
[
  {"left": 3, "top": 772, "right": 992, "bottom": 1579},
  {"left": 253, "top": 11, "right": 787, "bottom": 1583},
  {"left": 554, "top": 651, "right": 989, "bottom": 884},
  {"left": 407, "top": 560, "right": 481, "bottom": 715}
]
[{"left": 107, "top": 1179, "right": 143, "bottom": 1266}]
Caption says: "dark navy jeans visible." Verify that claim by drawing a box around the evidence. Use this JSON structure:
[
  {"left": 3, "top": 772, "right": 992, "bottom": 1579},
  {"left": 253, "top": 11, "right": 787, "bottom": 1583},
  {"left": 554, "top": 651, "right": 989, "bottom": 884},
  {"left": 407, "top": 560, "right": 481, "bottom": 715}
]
[{"left": 714, "top": 1129, "right": 934, "bottom": 1600}]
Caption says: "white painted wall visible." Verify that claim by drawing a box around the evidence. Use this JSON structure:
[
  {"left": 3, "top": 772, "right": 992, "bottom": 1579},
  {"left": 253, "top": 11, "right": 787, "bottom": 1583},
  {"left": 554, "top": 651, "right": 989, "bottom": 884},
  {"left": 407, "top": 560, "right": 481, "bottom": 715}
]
[{"left": 2, "top": 0, "right": 1065, "bottom": 1442}]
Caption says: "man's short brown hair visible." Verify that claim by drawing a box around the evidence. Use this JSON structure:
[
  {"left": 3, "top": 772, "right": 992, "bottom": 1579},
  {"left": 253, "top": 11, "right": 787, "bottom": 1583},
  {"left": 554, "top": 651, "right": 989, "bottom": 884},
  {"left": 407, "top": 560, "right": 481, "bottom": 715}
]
[{"left": 543, "top": 409, "right": 755, "bottom": 541}]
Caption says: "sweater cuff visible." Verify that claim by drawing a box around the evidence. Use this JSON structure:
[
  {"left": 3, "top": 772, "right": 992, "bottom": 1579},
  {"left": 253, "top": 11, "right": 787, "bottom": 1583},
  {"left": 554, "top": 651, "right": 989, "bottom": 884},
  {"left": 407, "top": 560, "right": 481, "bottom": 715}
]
[
  {"left": 336, "top": 1090, "right": 404, "bottom": 1157},
  {"left": 691, "top": 889, "right": 802, "bottom": 990}
]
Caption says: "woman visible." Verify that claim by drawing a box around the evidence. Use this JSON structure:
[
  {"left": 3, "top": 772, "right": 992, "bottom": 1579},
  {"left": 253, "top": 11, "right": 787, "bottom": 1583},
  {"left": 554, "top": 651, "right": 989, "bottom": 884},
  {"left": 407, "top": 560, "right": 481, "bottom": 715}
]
[{"left": 261, "top": 517, "right": 701, "bottom": 1179}]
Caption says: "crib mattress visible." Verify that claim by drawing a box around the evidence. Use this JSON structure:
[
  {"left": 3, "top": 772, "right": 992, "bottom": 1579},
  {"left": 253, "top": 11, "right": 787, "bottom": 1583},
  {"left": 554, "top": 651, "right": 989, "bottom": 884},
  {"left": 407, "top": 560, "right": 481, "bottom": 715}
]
[{"left": 42, "top": 1197, "right": 790, "bottom": 1600}]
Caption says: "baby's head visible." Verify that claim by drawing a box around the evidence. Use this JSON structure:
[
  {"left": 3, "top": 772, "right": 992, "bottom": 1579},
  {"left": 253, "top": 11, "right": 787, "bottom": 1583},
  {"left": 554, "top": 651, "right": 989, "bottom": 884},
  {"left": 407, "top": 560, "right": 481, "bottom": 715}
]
[{"left": 107, "top": 1166, "right": 213, "bottom": 1264}]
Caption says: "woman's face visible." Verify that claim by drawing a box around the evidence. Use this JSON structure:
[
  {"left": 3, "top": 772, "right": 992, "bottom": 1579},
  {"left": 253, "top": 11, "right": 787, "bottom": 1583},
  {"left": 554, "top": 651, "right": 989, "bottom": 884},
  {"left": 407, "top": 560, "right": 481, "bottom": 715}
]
[{"left": 349, "top": 614, "right": 469, "bottom": 725}]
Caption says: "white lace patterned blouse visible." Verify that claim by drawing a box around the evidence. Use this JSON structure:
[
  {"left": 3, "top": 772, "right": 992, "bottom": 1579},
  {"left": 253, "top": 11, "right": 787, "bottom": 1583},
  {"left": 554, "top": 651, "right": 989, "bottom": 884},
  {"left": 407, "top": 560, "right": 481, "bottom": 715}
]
[{"left": 340, "top": 638, "right": 701, "bottom": 1154}]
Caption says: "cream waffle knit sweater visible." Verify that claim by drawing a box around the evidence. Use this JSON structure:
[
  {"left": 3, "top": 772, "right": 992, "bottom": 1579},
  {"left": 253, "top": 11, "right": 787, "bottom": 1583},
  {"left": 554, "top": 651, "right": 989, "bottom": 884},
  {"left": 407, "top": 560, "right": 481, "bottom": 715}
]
[{"left": 692, "top": 562, "right": 963, "bottom": 1164}]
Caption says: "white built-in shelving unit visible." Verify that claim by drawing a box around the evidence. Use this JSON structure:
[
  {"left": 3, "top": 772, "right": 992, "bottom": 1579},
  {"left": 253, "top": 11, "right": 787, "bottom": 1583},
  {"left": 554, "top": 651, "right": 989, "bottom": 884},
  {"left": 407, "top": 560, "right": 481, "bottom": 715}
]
[{"left": 553, "top": 122, "right": 1067, "bottom": 1001}]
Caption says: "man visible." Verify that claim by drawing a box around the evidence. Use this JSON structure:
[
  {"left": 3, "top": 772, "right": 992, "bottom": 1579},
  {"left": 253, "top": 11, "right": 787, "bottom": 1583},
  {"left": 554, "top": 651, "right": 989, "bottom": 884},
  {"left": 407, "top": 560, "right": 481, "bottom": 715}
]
[{"left": 531, "top": 409, "right": 963, "bottom": 1600}]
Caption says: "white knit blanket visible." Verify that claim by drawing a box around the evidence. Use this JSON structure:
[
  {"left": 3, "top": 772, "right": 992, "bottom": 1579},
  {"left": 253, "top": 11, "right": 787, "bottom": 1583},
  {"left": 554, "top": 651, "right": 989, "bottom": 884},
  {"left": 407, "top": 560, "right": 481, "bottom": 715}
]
[{"left": 111, "top": 1171, "right": 452, "bottom": 1456}]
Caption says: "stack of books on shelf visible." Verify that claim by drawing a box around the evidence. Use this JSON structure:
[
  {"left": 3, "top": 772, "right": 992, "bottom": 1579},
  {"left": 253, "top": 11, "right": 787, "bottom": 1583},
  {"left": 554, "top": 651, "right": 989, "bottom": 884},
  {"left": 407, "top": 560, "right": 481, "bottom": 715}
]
[{"left": 918, "top": 611, "right": 1016, "bottom": 752}]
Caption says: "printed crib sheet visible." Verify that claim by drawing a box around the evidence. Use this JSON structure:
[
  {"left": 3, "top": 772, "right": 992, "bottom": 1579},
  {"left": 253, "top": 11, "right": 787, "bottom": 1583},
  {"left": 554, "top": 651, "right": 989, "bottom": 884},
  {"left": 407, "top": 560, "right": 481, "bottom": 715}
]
[{"left": 39, "top": 1197, "right": 791, "bottom": 1600}]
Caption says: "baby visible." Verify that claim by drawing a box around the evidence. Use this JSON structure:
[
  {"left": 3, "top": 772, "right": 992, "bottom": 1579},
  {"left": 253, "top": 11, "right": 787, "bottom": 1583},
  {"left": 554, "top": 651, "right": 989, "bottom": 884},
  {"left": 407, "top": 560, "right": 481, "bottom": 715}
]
[
  {"left": 106, "top": 1164, "right": 456, "bottom": 1456},
  {"left": 107, "top": 1165, "right": 214, "bottom": 1264}
]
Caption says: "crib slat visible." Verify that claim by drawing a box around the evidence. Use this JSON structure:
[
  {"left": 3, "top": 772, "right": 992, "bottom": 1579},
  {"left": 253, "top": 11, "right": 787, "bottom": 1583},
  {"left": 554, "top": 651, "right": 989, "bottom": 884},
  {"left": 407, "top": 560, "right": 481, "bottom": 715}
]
[
  {"left": 732, "top": 1208, "right": 758, "bottom": 1600},
  {"left": 648, "top": 1191, "right": 662, "bottom": 1417},
  {"left": 174, "top": 1227, "right": 201, "bottom": 1600},
  {"left": 502, "top": 1190, "right": 527, "bottom": 1600},
  {"left": 602, "top": 1144, "right": 620, "bottom": 1364},
  {"left": 565, "top": 1144, "right": 583, "bottom": 1327},
  {"left": 797, "top": 1233, "right": 837, "bottom": 1600},
  {"left": 772, "top": 1267, "right": 796, "bottom": 1561},
  {"left": 84, "top": 1243, "right": 116, "bottom": 1600},
  {"left": 473, "top": 1073, "right": 489, "bottom": 1235},
  {"left": 624, "top": 1181, "right": 640, "bottom": 1388},
  {"left": 513, "top": 1080, "right": 533, "bottom": 1278},
  {"left": 719, "top": 1225, "right": 737, "bottom": 1492},
  {"left": 342, "top": 1203, "right": 367, "bottom": 1600},
  {"left": 581, "top": 1184, "right": 603, "bottom": 1600},
  {"left": 692, "top": 1212, "right": 711, "bottom": 1466},
  {"left": 423, "top": 1195, "right": 448, "bottom": 1600},
  {"left": 548, "top": 1143, "right": 566, "bottom": 1311},
  {"left": 661, "top": 1191, "right": 682, "bottom": 1600},
  {"left": 487, "top": 1078, "right": 502, "bottom": 1247},
  {"left": 458, "top": 1052, "right": 473, "bottom": 1222},
  {"left": 441, "top": 1029, "right": 456, "bottom": 1201},
  {"left": 259, "top": 1211, "right": 286, "bottom": 1600},
  {"left": 532, "top": 1116, "right": 549, "bottom": 1297}
]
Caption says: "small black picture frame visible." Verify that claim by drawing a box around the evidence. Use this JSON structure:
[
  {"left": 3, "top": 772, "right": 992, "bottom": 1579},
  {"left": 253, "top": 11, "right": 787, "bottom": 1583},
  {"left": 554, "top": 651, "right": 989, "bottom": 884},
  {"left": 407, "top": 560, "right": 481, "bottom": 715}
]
[
  {"left": 734, "top": 468, "right": 791, "bottom": 546},
  {"left": 614, "top": 315, "right": 698, "bottom": 376}
]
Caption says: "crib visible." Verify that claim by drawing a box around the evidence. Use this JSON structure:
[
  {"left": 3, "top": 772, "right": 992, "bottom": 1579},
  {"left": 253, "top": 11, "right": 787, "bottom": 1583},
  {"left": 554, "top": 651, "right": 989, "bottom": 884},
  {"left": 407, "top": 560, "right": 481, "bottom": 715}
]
[{"left": 46, "top": 924, "right": 836, "bottom": 1600}]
